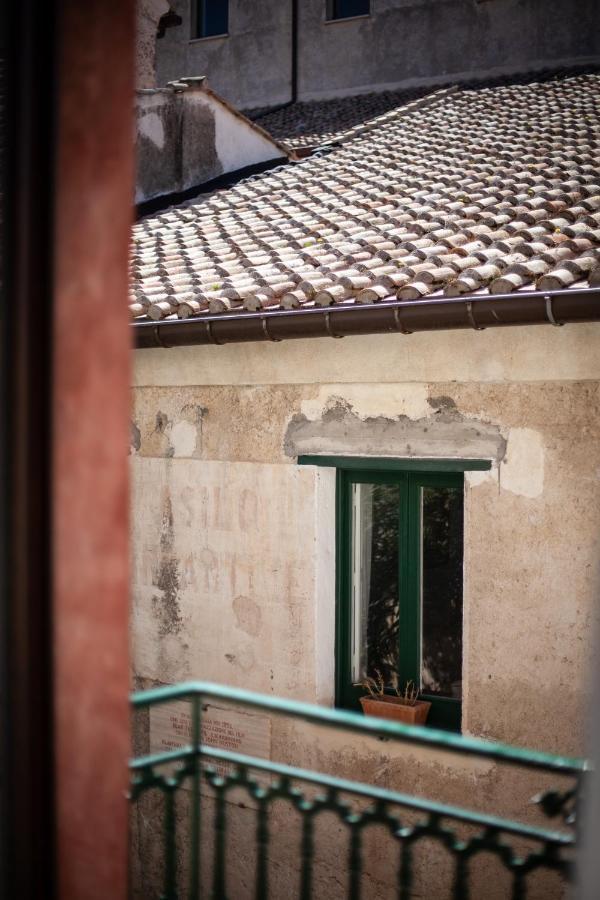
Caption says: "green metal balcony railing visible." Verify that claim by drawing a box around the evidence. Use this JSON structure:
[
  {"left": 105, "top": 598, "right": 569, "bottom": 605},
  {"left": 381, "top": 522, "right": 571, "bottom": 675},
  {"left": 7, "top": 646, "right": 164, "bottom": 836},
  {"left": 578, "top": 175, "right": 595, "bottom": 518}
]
[{"left": 129, "top": 682, "right": 588, "bottom": 900}]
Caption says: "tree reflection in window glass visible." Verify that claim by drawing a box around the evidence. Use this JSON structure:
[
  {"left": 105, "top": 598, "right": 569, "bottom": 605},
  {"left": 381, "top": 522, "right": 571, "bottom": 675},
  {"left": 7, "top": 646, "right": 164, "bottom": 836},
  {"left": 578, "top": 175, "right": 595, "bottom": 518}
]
[
  {"left": 421, "top": 487, "right": 463, "bottom": 698},
  {"left": 351, "top": 483, "right": 399, "bottom": 686}
]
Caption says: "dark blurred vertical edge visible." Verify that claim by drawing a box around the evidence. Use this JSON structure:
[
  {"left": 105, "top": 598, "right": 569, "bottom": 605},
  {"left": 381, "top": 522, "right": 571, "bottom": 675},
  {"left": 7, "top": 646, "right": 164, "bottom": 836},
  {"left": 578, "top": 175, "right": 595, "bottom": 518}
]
[
  {"left": 52, "top": 0, "right": 134, "bottom": 897},
  {"left": 1, "top": 0, "right": 57, "bottom": 897},
  {"left": 2, "top": 0, "right": 135, "bottom": 895}
]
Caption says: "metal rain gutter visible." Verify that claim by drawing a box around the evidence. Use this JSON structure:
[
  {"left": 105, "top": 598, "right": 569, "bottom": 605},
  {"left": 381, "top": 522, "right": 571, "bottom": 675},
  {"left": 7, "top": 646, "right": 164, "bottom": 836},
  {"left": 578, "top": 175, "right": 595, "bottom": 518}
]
[{"left": 133, "top": 287, "right": 600, "bottom": 349}]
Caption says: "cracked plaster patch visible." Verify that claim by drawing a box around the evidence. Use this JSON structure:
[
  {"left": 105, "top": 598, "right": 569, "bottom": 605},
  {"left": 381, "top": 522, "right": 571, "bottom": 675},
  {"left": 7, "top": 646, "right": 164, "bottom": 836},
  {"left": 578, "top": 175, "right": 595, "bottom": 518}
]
[
  {"left": 500, "top": 428, "right": 544, "bottom": 498},
  {"left": 139, "top": 111, "right": 165, "bottom": 148},
  {"left": 141, "top": 405, "right": 204, "bottom": 458},
  {"left": 130, "top": 420, "right": 141, "bottom": 454},
  {"left": 465, "top": 467, "right": 497, "bottom": 488},
  {"left": 170, "top": 419, "right": 198, "bottom": 457},
  {"left": 285, "top": 397, "right": 506, "bottom": 463},
  {"left": 301, "top": 383, "right": 431, "bottom": 422}
]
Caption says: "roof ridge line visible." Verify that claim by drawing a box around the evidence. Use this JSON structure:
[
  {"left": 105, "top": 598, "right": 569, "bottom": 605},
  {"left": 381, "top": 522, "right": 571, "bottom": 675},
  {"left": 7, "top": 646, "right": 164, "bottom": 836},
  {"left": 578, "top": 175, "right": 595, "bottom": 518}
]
[{"left": 327, "top": 85, "right": 459, "bottom": 148}]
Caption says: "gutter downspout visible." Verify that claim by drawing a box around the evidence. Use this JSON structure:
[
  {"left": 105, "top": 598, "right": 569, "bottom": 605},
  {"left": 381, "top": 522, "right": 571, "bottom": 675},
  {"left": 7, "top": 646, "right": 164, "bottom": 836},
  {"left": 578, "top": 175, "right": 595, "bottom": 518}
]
[
  {"left": 133, "top": 286, "right": 600, "bottom": 349},
  {"left": 255, "top": 0, "right": 298, "bottom": 117},
  {"left": 291, "top": 0, "right": 298, "bottom": 105}
]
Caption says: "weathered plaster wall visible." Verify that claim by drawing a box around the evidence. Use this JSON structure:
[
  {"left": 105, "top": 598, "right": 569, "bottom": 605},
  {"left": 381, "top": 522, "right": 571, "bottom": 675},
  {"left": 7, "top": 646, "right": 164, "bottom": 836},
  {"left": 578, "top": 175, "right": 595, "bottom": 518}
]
[
  {"left": 155, "top": 0, "right": 292, "bottom": 108},
  {"left": 130, "top": 325, "right": 600, "bottom": 896},
  {"left": 297, "top": 0, "right": 600, "bottom": 102},
  {"left": 135, "top": 83, "right": 286, "bottom": 202},
  {"left": 152, "top": 0, "right": 600, "bottom": 109},
  {"left": 133, "top": 323, "right": 600, "bottom": 388},
  {"left": 136, "top": 0, "right": 170, "bottom": 89}
]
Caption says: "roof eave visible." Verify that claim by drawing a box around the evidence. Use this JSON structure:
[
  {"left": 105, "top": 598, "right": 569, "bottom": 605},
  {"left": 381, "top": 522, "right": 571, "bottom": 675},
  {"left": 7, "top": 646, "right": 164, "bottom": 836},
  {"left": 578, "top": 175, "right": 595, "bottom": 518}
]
[{"left": 132, "top": 286, "right": 600, "bottom": 349}]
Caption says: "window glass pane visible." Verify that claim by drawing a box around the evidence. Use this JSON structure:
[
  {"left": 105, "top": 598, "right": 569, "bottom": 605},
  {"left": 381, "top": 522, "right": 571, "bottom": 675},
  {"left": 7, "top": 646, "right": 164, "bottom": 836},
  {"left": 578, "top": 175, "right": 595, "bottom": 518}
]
[
  {"left": 330, "top": 0, "right": 370, "bottom": 19},
  {"left": 198, "top": 0, "right": 228, "bottom": 37},
  {"left": 351, "top": 483, "right": 400, "bottom": 686},
  {"left": 420, "top": 486, "right": 463, "bottom": 699}
]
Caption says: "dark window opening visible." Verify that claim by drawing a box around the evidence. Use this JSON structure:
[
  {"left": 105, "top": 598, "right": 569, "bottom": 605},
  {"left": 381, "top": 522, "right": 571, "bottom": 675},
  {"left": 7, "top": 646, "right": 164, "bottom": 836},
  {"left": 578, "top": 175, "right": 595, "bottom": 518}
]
[
  {"left": 193, "top": 0, "right": 228, "bottom": 39},
  {"left": 327, "top": 0, "right": 370, "bottom": 21}
]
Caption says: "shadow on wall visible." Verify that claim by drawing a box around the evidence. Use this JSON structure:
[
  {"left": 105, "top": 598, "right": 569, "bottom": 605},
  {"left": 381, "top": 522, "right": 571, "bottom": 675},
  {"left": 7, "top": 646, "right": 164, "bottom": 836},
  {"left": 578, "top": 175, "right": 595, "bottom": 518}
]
[{"left": 135, "top": 78, "right": 292, "bottom": 204}]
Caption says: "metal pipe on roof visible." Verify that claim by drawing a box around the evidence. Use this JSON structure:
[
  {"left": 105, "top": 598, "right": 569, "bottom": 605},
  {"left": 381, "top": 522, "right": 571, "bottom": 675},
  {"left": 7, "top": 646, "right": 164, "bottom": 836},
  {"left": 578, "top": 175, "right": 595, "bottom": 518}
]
[
  {"left": 255, "top": 0, "right": 298, "bottom": 118},
  {"left": 291, "top": 0, "right": 298, "bottom": 104},
  {"left": 133, "top": 287, "right": 600, "bottom": 349}
]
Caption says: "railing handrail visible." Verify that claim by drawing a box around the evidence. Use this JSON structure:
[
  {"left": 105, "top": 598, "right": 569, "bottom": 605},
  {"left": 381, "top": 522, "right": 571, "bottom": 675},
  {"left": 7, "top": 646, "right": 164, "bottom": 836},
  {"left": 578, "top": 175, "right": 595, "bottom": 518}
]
[
  {"left": 130, "top": 741, "right": 575, "bottom": 845},
  {"left": 130, "top": 680, "right": 589, "bottom": 776}
]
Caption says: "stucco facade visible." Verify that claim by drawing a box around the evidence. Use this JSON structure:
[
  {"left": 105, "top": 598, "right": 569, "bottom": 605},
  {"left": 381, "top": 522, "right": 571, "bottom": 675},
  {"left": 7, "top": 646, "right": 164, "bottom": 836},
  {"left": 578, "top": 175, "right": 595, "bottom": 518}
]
[
  {"left": 152, "top": 0, "right": 600, "bottom": 108},
  {"left": 135, "top": 81, "right": 289, "bottom": 203},
  {"left": 137, "top": 0, "right": 170, "bottom": 89},
  {"left": 130, "top": 323, "right": 599, "bottom": 896}
]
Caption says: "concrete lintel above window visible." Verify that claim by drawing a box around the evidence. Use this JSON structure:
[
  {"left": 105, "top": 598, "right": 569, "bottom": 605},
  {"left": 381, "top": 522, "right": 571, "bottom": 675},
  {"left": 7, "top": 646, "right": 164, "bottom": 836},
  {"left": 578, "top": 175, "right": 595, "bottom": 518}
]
[{"left": 298, "top": 456, "right": 492, "bottom": 472}]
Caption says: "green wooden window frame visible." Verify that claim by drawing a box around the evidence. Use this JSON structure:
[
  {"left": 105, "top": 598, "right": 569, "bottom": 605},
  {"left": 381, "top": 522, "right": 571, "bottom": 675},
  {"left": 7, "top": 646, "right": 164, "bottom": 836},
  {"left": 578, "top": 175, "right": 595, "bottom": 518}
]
[{"left": 299, "top": 456, "right": 491, "bottom": 732}]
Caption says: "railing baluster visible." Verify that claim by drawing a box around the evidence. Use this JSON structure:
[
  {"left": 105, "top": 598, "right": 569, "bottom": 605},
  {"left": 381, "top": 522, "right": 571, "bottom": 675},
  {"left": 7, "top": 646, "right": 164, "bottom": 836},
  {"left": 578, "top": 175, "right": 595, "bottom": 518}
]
[
  {"left": 399, "top": 840, "right": 413, "bottom": 900},
  {"left": 164, "top": 784, "right": 178, "bottom": 900},
  {"left": 511, "top": 867, "right": 526, "bottom": 900},
  {"left": 348, "top": 822, "right": 362, "bottom": 900},
  {"left": 189, "top": 697, "right": 201, "bottom": 900},
  {"left": 255, "top": 797, "right": 269, "bottom": 899},
  {"left": 299, "top": 812, "right": 314, "bottom": 900},
  {"left": 452, "top": 853, "right": 468, "bottom": 900},
  {"left": 212, "top": 784, "right": 227, "bottom": 900}
]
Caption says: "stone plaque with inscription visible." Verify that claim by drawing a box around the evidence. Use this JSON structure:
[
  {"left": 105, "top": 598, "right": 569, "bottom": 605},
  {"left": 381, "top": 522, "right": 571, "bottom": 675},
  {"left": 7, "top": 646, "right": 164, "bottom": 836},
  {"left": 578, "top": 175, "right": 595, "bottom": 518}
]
[{"left": 149, "top": 699, "right": 271, "bottom": 791}]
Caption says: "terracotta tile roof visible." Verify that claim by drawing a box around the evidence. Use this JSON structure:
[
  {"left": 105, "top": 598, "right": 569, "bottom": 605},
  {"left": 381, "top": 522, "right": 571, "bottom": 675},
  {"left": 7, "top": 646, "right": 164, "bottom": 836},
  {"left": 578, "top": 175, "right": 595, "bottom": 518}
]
[
  {"left": 246, "top": 87, "right": 432, "bottom": 149},
  {"left": 130, "top": 73, "right": 600, "bottom": 323}
]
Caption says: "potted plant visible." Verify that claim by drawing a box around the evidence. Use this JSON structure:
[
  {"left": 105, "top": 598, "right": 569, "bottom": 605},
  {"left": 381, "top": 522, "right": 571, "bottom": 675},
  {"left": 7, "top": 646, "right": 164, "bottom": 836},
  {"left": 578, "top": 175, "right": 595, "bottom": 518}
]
[{"left": 359, "top": 673, "right": 431, "bottom": 725}]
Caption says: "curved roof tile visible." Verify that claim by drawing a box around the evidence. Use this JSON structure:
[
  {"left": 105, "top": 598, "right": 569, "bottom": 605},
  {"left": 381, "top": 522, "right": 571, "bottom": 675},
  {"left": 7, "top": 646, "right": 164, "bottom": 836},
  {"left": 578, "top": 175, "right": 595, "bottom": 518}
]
[{"left": 131, "top": 73, "right": 600, "bottom": 323}]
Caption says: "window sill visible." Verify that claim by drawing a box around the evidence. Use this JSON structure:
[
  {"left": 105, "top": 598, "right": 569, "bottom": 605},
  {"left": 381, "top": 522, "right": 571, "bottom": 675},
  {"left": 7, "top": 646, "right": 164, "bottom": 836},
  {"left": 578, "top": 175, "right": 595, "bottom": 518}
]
[
  {"left": 189, "top": 33, "right": 229, "bottom": 44},
  {"left": 324, "top": 14, "right": 371, "bottom": 24}
]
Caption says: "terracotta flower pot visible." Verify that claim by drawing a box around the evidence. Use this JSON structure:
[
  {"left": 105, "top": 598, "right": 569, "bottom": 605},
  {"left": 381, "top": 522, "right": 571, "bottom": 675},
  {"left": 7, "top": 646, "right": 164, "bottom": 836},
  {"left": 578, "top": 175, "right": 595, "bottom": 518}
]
[{"left": 359, "top": 694, "right": 431, "bottom": 725}]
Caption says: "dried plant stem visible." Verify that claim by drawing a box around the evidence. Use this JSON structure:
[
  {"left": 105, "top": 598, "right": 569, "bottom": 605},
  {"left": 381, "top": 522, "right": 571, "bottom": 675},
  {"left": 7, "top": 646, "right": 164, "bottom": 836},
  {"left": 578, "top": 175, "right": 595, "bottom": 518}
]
[{"left": 361, "top": 673, "right": 421, "bottom": 707}]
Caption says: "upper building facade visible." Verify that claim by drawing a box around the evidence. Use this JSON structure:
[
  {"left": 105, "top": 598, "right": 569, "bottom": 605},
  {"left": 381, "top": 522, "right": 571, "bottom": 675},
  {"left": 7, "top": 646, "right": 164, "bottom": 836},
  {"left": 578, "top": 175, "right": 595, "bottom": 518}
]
[{"left": 151, "top": 0, "right": 600, "bottom": 109}]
